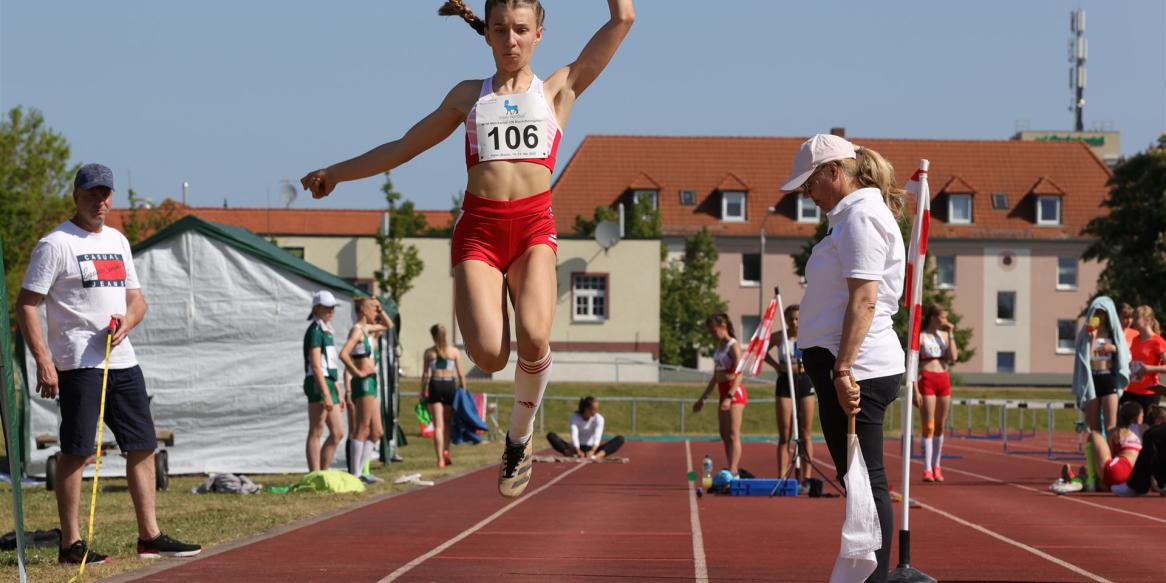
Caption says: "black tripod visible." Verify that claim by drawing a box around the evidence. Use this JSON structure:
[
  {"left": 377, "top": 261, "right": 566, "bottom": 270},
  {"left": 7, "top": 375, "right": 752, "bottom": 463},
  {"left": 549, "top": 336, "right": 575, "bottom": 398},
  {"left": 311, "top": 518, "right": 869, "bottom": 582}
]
[{"left": 767, "top": 286, "right": 844, "bottom": 497}]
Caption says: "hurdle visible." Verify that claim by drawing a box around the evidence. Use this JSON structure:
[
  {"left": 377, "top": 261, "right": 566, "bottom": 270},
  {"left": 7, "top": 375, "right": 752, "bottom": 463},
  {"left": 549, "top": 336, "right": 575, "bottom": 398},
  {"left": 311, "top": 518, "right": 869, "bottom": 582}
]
[{"left": 899, "top": 397, "right": 1085, "bottom": 461}]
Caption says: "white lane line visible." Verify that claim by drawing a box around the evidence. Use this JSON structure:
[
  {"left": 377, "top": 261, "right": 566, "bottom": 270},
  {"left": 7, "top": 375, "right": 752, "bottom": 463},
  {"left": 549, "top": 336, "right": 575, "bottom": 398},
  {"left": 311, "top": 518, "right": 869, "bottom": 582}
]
[
  {"left": 943, "top": 440, "right": 1064, "bottom": 466},
  {"left": 886, "top": 449, "right": 1166, "bottom": 526},
  {"left": 813, "top": 454, "right": 1115, "bottom": 583},
  {"left": 684, "top": 440, "right": 709, "bottom": 583},
  {"left": 377, "top": 463, "right": 587, "bottom": 583},
  {"left": 906, "top": 498, "right": 1114, "bottom": 583}
]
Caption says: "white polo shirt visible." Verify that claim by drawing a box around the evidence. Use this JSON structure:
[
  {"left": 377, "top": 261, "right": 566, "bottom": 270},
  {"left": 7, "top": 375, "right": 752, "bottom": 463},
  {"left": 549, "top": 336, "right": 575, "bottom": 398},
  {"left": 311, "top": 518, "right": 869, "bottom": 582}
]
[{"left": 799, "top": 187, "right": 906, "bottom": 381}]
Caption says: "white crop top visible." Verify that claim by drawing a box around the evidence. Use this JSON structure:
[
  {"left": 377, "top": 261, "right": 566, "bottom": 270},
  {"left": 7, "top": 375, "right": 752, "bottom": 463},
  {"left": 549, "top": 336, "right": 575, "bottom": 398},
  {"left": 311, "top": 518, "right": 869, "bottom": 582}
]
[
  {"left": 919, "top": 331, "right": 947, "bottom": 360},
  {"left": 713, "top": 338, "right": 737, "bottom": 373}
]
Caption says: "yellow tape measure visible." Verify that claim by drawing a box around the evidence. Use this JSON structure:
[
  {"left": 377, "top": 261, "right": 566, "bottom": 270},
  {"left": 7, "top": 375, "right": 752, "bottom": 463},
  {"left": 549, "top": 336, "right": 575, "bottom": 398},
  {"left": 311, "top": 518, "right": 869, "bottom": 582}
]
[{"left": 70, "top": 318, "right": 116, "bottom": 582}]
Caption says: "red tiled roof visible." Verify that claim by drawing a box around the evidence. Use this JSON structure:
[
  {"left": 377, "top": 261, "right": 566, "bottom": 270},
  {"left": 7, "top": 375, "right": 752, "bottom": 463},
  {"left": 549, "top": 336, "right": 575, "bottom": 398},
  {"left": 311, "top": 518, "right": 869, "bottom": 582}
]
[
  {"left": 549, "top": 135, "right": 1113, "bottom": 240},
  {"left": 1028, "top": 176, "right": 1066, "bottom": 195},
  {"left": 939, "top": 176, "right": 976, "bottom": 194},
  {"left": 107, "top": 208, "right": 453, "bottom": 237},
  {"left": 715, "top": 172, "right": 751, "bottom": 192},
  {"left": 627, "top": 172, "right": 661, "bottom": 190}
]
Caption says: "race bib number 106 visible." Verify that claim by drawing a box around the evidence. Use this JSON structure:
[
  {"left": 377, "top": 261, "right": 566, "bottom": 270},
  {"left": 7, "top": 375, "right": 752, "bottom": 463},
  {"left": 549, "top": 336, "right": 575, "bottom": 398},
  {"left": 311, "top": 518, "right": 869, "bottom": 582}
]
[{"left": 475, "top": 92, "right": 550, "bottom": 162}]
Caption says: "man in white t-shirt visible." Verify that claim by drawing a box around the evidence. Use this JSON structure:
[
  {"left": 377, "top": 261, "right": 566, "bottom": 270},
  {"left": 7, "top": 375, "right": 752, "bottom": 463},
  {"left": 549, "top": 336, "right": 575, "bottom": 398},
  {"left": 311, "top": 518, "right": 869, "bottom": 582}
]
[{"left": 16, "top": 163, "right": 201, "bottom": 565}]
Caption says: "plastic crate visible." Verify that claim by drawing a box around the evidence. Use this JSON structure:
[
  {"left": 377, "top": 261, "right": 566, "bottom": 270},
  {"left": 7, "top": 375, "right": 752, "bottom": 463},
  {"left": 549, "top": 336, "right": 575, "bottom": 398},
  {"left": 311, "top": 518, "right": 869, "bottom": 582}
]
[{"left": 729, "top": 478, "right": 798, "bottom": 497}]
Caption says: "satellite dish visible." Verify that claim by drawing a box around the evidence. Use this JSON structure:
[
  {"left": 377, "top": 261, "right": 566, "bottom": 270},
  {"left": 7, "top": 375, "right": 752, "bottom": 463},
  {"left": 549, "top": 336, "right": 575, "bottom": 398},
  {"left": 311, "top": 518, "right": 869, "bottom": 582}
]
[
  {"left": 280, "top": 180, "right": 297, "bottom": 208},
  {"left": 595, "top": 220, "right": 621, "bottom": 250}
]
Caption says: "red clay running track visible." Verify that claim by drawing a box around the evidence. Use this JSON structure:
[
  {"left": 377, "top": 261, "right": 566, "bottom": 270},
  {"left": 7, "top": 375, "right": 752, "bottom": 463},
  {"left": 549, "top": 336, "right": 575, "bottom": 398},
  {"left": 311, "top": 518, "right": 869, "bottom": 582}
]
[{"left": 108, "top": 437, "right": 1165, "bottom": 582}]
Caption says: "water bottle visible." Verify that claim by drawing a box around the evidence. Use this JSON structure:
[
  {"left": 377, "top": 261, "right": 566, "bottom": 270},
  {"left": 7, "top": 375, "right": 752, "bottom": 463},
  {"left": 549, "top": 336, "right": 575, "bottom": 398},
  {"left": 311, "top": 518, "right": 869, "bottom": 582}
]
[{"left": 702, "top": 455, "right": 713, "bottom": 480}]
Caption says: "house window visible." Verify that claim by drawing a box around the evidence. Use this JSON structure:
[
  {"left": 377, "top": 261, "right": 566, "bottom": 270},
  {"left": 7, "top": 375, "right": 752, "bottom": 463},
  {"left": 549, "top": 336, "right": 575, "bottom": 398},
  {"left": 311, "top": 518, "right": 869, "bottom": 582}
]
[
  {"left": 1057, "top": 319, "right": 1076, "bottom": 354},
  {"left": 936, "top": 256, "right": 956, "bottom": 289},
  {"left": 282, "top": 246, "right": 305, "bottom": 259},
  {"left": 991, "top": 193, "right": 1009, "bottom": 210},
  {"left": 797, "top": 193, "right": 821, "bottom": 223},
  {"left": 345, "top": 278, "right": 373, "bottom": 294},
  {"left": 679, "top": 189, "right": 696, "bottom": 206},
  {"left": 633, "top": 190, "right": 659, "bottom": 210},
  {"left": 741, "top": 253, "right": 761, "bottom": 287},
  {"left": 948, "top": 194, "right": 973, "bottom": 224},
  {"left": 741, "top": 315, "right": 761, "bottom": 343},
  {"left": 996, "top": 291, "right": 1016, "bottom": 323},
  {"left": 1057, "top": 257, "right": 1078, "bottom": 290},
  {"left": 996, "top": 351, "right": 1016, "bottom": 373},
  {"left": 572, "top": 274, "right": 608, "bottom": 322},
  {"left": 1037, "top": 196, "right": 1061, "bottom": 225},
  {"left": 722, "top": 191, "right": 747, "bottom": 222}
]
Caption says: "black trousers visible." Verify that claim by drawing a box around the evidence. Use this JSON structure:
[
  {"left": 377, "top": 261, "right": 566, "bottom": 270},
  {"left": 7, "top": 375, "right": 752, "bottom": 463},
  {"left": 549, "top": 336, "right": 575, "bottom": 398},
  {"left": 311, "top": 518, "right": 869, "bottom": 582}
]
[
  {"left": 547, "top": 432, "right": 625, "bottom": 457},
  {"left": 804, "top": 347, "right": 900, "bottom": 583},
  {"left": 1126, "top": 422, "right": 1166, "bottom": 494}
]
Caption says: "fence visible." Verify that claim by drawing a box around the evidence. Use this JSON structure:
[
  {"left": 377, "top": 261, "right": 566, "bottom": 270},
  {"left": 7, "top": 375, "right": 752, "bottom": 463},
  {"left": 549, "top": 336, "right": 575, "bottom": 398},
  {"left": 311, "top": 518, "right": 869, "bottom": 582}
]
[{"left": 479, "top": 392, "right": 1085, "bottom": 460}]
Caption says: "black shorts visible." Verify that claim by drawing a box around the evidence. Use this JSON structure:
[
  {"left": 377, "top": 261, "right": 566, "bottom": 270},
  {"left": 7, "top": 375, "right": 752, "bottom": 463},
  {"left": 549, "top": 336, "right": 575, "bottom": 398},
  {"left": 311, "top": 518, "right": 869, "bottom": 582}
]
[
  {"left": 58, "top": 366, "right": 157, "bottom": 456},
  {"left": 427, "top": 378, "right": 456, "bottom": 406},
  {"left": 1119, "top": 390, "right": 1161, "bottom": 416},
  {"left": 1092, "top": 372, "right": 1119, "bottom": 398},
  {"left": 777, "top": 372, "right": 816, "bottom": 400}
]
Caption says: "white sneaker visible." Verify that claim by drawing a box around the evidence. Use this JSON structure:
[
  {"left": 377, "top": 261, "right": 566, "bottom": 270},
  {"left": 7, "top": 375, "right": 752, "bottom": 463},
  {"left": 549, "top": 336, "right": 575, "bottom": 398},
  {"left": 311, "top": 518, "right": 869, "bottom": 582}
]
[
  {"left": 498, "top": 435, "right": 534, "bottom": 498},
  {"left": 1050, "top": 479, "right": 1083, "bottom": 495}
]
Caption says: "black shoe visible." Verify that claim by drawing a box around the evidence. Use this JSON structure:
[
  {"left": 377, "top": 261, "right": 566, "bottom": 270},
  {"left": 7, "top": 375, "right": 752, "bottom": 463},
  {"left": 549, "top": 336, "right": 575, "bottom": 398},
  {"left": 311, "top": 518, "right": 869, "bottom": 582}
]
[
  {"left": 137, "top": 533, "right": 202, "bottom": 559},
  {"left": 58, "top": 540, "right": 111, "bottom": 565}
]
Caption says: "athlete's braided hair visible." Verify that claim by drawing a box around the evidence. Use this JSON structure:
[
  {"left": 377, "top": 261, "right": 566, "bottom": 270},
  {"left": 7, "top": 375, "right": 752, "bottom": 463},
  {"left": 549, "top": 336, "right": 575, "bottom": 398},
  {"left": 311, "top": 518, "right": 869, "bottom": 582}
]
[{"left": 438, "top": 0, "right": 545, "bottom": 37}]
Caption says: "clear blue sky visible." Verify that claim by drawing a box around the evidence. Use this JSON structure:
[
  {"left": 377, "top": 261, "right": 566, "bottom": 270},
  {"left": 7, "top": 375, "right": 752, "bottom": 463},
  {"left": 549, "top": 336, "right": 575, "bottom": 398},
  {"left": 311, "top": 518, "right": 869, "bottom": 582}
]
[{"left": 3, "top": 1, "right": 1163, "bottom": 211}]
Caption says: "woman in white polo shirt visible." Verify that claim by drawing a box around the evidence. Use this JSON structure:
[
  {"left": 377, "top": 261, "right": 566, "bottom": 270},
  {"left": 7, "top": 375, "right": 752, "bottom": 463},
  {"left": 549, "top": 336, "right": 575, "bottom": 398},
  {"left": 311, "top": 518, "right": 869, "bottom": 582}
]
[{"left": 780, "top": 133, "right": 906, "bottom": 583}]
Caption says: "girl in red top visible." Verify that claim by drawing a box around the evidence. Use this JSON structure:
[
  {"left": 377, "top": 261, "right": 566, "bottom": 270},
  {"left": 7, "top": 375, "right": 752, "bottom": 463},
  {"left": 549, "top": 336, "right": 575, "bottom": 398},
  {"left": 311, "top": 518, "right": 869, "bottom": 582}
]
[
  {"left": 302, "top": 0, "right": 635, "bottom": 498},
  {"left": 1125, "top": 305, "right": 1166, "bottom": 416},
  {"left": 693, "top": 314, "right": 747, "bottom": 476}
]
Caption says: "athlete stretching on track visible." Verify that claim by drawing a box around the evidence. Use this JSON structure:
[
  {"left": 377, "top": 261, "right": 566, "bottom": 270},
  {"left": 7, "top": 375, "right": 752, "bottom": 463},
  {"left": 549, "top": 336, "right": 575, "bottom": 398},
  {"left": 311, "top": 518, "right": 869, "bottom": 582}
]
[{"left": 301, "top": 0, "right": 635, "bottom": 497}]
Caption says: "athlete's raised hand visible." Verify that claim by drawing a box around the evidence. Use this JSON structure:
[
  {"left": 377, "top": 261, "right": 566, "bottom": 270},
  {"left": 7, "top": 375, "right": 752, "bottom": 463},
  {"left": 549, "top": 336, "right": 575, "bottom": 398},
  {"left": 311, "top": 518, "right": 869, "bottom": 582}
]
[{"left": 301, "top": 169, "right": 335, "bottom": 199}]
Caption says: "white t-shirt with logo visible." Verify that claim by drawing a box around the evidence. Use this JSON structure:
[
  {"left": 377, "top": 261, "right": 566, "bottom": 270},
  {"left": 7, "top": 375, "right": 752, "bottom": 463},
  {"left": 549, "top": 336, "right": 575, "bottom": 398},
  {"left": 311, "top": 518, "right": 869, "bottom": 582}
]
[
  {"left": 799, "top": 188, "right": 906, "bottom": 381},
  {"left": 21, "top": 220, "right": 140, "bottom": 371}
]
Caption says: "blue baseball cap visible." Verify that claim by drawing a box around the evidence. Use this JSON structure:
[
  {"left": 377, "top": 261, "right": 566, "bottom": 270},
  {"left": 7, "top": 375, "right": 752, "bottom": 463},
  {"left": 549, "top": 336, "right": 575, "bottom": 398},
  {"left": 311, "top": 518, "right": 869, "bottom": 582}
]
[{"left": 74, "top": 163, "right": 115, "bottom": 191}]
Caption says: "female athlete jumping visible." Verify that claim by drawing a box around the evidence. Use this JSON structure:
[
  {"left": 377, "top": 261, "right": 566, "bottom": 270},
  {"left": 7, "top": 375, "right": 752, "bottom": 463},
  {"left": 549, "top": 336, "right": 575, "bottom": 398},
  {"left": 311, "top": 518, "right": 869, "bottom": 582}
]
[{"left": 302, "top": 0, "right": 635, "bottom": 497}]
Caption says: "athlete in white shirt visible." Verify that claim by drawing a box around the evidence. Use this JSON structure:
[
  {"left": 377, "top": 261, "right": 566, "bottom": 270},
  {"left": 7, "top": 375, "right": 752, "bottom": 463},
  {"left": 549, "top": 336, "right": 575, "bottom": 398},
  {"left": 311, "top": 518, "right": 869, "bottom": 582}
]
[{"left": 547, "top": 397, "right": 625, "bottom": 460}]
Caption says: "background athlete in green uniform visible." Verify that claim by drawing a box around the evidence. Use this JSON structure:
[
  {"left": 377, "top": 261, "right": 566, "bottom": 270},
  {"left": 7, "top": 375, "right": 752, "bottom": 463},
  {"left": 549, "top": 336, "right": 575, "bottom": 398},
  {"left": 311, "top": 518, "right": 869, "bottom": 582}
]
[
  {"left": 303, "top": 291, "right": 346, "bottom": 472},
  {"left": 340, "top": 297, "right": 393, "bottom": 482}
]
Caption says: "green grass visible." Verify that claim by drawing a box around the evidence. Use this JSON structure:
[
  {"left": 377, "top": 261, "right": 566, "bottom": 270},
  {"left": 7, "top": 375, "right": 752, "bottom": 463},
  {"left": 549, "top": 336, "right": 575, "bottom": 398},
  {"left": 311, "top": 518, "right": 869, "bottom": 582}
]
[
  {"left": 0, "top": 440, "right": 504, "bottom": 583},
  {"left": 1, "top": 381, "right": 1083, "bottom": 582}
]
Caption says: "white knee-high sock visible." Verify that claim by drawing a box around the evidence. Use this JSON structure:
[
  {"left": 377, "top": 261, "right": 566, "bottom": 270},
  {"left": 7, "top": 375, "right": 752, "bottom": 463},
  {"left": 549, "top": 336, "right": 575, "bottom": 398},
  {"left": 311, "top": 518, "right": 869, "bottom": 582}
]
[
  {"left": 348, "top": 439, "right": 364, "bottom": 477},
  {"left": 921, "top": 436, "right": 934, "bottom": 472},
  {"left": 933, "top": 434, "right": 944, "bottom": 469},
  {"left": 508, "top": 350, "right": 552, "bottom": 444},
  {"left": 363, "top": 440, "right": 378, "bottom": 474}
]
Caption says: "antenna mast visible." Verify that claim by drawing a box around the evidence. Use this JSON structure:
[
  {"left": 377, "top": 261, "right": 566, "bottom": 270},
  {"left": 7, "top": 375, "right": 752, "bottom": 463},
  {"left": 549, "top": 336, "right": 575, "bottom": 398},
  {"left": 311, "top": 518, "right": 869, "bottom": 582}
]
[{"left": 1069, "top": 9, "right": 1087, "bottom": 132}]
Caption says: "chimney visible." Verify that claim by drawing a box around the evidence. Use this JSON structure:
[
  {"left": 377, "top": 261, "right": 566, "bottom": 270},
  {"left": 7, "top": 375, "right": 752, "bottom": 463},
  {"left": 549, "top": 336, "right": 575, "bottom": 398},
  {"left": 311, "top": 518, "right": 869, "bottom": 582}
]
[{"left": 830, "top": 127, "right": 846, "bottom": 138}]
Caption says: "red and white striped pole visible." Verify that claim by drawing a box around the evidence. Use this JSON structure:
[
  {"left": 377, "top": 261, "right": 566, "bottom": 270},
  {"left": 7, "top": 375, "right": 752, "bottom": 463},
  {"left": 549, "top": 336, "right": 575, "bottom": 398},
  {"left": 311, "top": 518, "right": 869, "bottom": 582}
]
[{"left": 889, "top": 160, "right": 935, "bottom": 583}]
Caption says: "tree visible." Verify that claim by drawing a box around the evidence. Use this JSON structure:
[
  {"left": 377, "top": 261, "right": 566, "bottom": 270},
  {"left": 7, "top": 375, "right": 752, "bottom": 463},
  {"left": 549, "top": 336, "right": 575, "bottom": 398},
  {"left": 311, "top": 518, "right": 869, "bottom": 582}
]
[
  {"left": 0, "top": 107, "right": 75, "bottom": 319},
  {"left": 121, "top": 189, "right": 184, "bottom": 245},
  {"left": 572, "top": 196, "right": 662, "bottom": 238},
  {"left": 1082, "top": 138, "right": 1166, "bottom": 318},
  {"left": 374, "top": 171, "right": 425, "bottom": 303},
  {"left": 793, "top": 214, "right": 974, "bottom": 364},
  {"left": 660, "top": 227, "right": 727, "bottom": 367},
  {"left": 422, "top": 191, "right": 462, "bottom": 237}
]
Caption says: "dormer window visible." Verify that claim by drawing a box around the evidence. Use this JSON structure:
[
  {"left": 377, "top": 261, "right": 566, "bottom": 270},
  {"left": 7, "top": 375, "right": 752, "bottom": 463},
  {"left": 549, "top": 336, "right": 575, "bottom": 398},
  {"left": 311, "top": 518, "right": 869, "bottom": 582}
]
[
  {"left": 1036, "top": 196, "right": 1061, "bottom": 226},
  {"left": 948, "top": 194, "right": 973, "bottom": 225},
  {"left": 679, "top": 189, "right": 696, "bottom": 206},
  {"left": 797, "top": 193, "right": 821, "bottom": 223},
  {"left": 722, "top": 191, "right": 747, "bottom": 222},
  {"left": 632, "top": 190, "right": 658, "bottom": 210}
]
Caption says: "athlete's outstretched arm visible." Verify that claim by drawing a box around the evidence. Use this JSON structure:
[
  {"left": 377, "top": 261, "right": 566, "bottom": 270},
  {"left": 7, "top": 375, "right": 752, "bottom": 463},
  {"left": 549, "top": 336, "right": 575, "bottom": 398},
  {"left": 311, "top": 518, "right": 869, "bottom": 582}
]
[
  {"left": 547, "top": 0, "right": 634, "bottom": 99},
  {"left": 301, "top": 81, "right": 476, "bottom": 198}
]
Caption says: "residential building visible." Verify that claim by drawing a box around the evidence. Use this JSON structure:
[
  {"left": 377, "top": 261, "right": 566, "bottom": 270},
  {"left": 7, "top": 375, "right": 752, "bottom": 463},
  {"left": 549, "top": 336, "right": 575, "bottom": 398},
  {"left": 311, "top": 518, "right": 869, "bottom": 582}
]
[{"left": 550, "top": 133, "right": 1114, "bottom": 384}]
